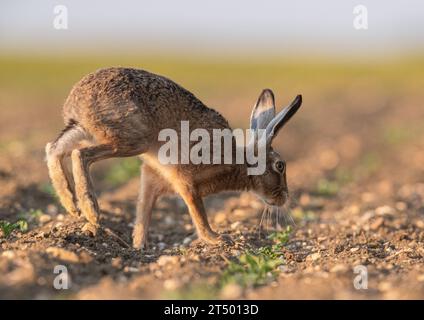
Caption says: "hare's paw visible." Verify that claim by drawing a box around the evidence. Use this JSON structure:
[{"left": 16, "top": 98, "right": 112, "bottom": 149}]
[
  {"left": 82, "top": 222, "right": 98, "bottom": 237},
  {"left": 201, "top": 232, "right": 234, "bottom": 246}
]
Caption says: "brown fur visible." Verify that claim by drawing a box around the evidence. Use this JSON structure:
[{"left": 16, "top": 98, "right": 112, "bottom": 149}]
[{"left": 45, "top": 67, "right": 302, "bottom": 249}]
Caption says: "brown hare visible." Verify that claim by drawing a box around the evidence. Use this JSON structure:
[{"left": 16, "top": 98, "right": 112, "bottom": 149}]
[{"left": 45, "top": 67, "right": 302, "bottom": 249}]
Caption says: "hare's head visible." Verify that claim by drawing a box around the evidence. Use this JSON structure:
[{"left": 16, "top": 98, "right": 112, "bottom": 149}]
[{"left": 248, "top": 89, "right": 302, "bottom": 207}]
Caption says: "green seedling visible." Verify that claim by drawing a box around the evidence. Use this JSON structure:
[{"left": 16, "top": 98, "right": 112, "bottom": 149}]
[
  {"left": 221, "top": 226, "right": 292, "bottom": 288},
  {"left": 0, "top": 219, "right": 28, "bottom": 237}
]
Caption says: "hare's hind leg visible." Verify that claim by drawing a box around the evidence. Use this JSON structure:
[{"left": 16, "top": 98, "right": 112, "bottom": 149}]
[
  {"left": 71, "top": 144, "right": 117, "bottom": 236},
  {"left": 46, "top": 125, "right": 86, "bottom": 217}
]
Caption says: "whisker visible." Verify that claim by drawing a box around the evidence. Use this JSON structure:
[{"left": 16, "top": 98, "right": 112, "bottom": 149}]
[
  {"left": 258, "top": 206, "right": 267, "bottom": 236},
  {"left": 276, "top": 207, "right": 281, "bottom": 230},
  {"left": 266, "top": 207, "right": 272, "bottom": 231},
  {"left": 282, "top": 203, "right": 297, "bottom": 227}
]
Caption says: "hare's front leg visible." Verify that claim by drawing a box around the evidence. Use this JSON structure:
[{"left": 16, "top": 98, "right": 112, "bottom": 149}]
[
  {"left": 71, "top": 144, "right": 117, "bottom": 236},
  {"left": 176, "top": 186, "right": 233, "bottom": 245},
  {"left": 132, "top": 165, "right": 163, "bottom": 249}
]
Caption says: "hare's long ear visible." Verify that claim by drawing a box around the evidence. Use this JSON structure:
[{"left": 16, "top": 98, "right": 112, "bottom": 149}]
[
  {"left": 250, "top": 89, "right": 276, "bottom": 131},
  {"left": 266, "top": 94, "right": 302, "bottom": 144}
]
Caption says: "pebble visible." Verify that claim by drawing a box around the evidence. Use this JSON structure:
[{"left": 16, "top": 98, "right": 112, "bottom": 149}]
[
  {"left": 375, "top": 205, "right": 395, "bottom": 216},
  {"left": 360, "top": 210, "right": 375, "bottom": 223},
  {"left": 163, "top": 279, "right": 181, "bottom": 290},
  {"left": 2, "top": 250, "right": 16, "bottom": 259},
  {"left": 350, "top": 247, "right": 360, "bottom": 253},
  {"left": 231, "top": 250, "right": 241, "bottom": 257},
  {"left": 308, "top": 252, "right": 321, "bottom": 261},
  {"left": 56, "top": 214, "right": 65, "bottom": 221},
  {"left": 124, "top": 266, "right": 139, "bottom": 273},
  {"left": 214, "top": 212, "right": 227, "bottom": 224},
  {"left": 232, "top": 209, "right": 246, "bottom": 217},
  {"left": 46, "top": 247, "right": 79, "bottom": 263},
  {"left": 415, "top": 220, "right": 424, "bottom": 229},
  {"left": 395, "top": 201, "right": 407, "bottom": 211},
  {"left": 230, "top": 221, "right": 242, "bottom": 230},
  {"left": 370, "top": 217, "right": 384, "bottom": 230},
  {"left": 46, "top": 204, "right": 58, "bottom": 215},
  {"left": 38, "top": 214, "right": 52, "bottom": 224},
  {"left": 54, "top": 222, "right": 63, "bottom": 229},
  {"left": 164, "top": 216, "right": 175, "bottom": 225},
  {"left": 220, "top": 283, "right": 242, "bottom": 299},
  {"left": 182, "top": 237, "right": 192, "bottom": 245},
  {"left": 330, "top": 264, "right": 348, "bottom": 273},
  {"left": 157, "top": 255, "right": 179, "bottom": 267},
  {"left": 157, "top": 242, "right": 167, "bottom": 250}
]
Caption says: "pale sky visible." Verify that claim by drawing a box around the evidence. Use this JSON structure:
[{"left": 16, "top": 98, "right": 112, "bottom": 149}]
[{"left": 1, "top": 0, "right": 423, "bottom": 56}]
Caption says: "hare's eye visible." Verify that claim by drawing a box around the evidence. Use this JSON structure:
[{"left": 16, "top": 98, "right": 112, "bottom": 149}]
[{"left": 274, "top": 160, "right": 286, "bottom": 173}]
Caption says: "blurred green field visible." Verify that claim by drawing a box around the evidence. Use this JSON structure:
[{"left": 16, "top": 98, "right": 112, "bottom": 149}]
[{"left": 1, "top": 54, "right": 423, "bottom": 102}]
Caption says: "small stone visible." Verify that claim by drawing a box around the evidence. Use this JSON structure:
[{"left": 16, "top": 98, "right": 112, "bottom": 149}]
[
  {"left": 2, "top": 250, "right": 16, "bottom": 259},
  {"left": 157, "top": 242, "right": 167, "bottom": 250},
  {"left": 308, "top": 252, "right": 320, "bottom": 261},
  {"left": 163, "top": 279, "right": 181, "bottom": 290},
  {"left": 415, "top": 220, "right": 424, "bottom": 229},
  {"left": 54, "top": 222, "right": 63, "bottom": 228},
  {"left": 56, "top": 214, "right": 65, "bottom": 221},
  {"left": 370, "top": 217, "right": 384, "bottom": 230},
  {"left": 350, "top": 247, "right": 360, "bottom": 253},
  {"left": 395, "top": 201, "right": 407, "bottom": 211},
  {"left": 157, "top": 255, "right": 179, "bottom": 267},
  {"left": 220, "top": 283, "right": 242, "bottom": 299},
  {"left": 230, "top": 221, "right": 241, "bottom": 230},
  {"left": 330, "top": 264, "right": 348, "bottom": 273},
  {"left": 232, "top": 209, "right": 247, "bottom": 217},
  {"left": 164, "top": 216, "right": 174, "bottom": 225},
  {"left": 232, "top": 250, "right": 241, "bottom": 257},
  {"left": 182, "top": 237, "right": 192, "bottom": 245},
  {"left": 278, "top": 265, "right": 291, "bottom": 273},
  {"left": 46, "top": 204, "right": 58, "bottom": 215},
  {"left": 38, "top": 214, "right": 52, "bottom": 224},
  {"left": 375, "top": 205, "right": 395, "bottom": 216},
  {"left": 184, "top": 224, "right": 193, "bottom": 231},
  {"left": 124, "top": 266, "right": 139, "bottom": 273},
  {"left": 360, "top": 210, "right": 375, "bottom": 223},
  {"left": 46, "top": 247, "right": 79, "bottom": 263},
  {"left": 214, "top": 212, "right": 227, "bottom": 224}
]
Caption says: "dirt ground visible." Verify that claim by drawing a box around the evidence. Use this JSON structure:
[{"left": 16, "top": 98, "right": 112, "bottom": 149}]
[{"left": 1, "top": 58, "right": 424, "bottom": 299}]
